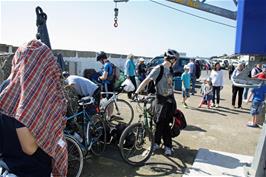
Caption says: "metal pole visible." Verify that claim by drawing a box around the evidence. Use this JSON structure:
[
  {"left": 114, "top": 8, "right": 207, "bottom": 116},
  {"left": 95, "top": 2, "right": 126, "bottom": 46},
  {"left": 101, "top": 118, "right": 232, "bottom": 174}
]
[{"left": 167, "top": 0, "right": 236, "bottom": 20}]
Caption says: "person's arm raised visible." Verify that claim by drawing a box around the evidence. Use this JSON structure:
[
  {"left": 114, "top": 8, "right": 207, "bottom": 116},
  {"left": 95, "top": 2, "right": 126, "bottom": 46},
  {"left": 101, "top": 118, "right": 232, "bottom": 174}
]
[{"left": 135, "top": 77, "right": 152, "bottom": 94}]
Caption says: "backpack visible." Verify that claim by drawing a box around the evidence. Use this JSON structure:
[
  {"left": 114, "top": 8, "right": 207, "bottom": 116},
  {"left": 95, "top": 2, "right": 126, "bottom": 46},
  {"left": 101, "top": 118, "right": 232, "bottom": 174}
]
[
  {"left": 147, "top": 65, "right": 164, "bottom": 94},
  {"left": 108, "top": 63, "right": 126, "bottom": 88},
  {"left": 108, "top": 123, "right": 135, "bottom": 148},
  {"left": 105, "top": 123, "right": 127, "bottom": 144},
  {"left": 171, "top": 109, "right": 187, "bottom": 137}
]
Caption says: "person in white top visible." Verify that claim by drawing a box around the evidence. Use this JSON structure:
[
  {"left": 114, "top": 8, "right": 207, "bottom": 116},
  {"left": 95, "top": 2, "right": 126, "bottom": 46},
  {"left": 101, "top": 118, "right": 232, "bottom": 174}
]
[
  {"left": 231, "top": 63, "right": 244, "bottom": 109},
  {"left": 63, "top": 73, "right": 101, "bottom": 106},
  {"left": 210, "top": 62, "right": 224, "bottom": 108}
]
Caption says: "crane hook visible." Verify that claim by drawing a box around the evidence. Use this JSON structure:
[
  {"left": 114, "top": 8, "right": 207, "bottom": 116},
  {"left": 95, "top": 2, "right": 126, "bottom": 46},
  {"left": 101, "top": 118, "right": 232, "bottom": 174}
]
[{"left": 114, "top": 7, "right": 119, "bottom": 28}]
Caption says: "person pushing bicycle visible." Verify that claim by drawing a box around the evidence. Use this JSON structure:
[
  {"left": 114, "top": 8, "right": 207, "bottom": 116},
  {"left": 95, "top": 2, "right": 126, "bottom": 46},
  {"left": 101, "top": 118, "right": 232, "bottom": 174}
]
[{"left": 134, "top": 49, "right": 179, "bottom": 156}]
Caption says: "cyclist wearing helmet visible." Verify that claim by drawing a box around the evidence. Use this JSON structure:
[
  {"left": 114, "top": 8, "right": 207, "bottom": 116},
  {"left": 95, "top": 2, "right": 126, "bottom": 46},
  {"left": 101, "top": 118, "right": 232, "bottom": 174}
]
[
  {"left": 135, "top": 49, "right": 179, "bottom": 156},
  {"left": 96, "top": 51, "right": 114, "bottom": 98}
]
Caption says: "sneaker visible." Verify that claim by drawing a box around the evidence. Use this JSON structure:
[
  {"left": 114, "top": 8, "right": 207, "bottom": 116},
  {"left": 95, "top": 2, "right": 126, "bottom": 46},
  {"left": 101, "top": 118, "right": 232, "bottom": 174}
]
[
  {"left": 183, "top": 102, "right": 188, "bottom": 108},
  {"left": 215, "top": 104, "right": 219, "bottom": 108},
  {"left": 246, "top": 122, "right": 259, "bottom": 128},
  {"left": 164, "top": 147, "right": 172, "bottom": 156},
  {"left": 153, "top": 143, "right": 160, "bottom": 151}
]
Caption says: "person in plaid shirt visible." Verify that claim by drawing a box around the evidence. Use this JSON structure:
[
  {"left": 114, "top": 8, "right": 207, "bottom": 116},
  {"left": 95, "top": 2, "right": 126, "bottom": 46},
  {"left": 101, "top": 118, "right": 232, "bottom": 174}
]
[{"left": 0, "top": 40, "right": 68, "bottom": 177}]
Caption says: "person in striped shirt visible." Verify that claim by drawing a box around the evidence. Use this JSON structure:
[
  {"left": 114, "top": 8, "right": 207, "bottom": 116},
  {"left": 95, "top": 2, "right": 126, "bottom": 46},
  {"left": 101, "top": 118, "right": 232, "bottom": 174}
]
[{"left": 0, "top": 40, "right": 68, "bottom": 177}]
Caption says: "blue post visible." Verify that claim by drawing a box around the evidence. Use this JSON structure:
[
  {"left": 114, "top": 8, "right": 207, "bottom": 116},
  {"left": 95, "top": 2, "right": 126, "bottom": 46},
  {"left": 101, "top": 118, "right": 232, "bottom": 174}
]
[
  {"left": 235, "top": 1, "right": 266, "bottom": 176},
  {"left": 235, "top": 0, "right": 266, "bottom": 55}
]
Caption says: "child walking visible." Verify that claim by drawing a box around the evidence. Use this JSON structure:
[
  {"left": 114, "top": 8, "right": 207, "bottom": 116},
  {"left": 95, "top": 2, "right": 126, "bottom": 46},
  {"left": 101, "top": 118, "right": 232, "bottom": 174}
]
[
  {"left": 181, "top": 65, "right": 191, "bottom": 108},
  {"left": 198, "top": 78, "right": 213, "bottom": 108}
]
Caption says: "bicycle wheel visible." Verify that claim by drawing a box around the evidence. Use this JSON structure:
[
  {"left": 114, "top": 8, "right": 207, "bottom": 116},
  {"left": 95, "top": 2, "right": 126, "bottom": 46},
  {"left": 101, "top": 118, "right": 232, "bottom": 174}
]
[
  {"left": 119, "top": 122, "right": 154, "bottom": 166},
  {"left": 65, "top": 135, "right": 83, "bottom": 177},
  {"left": 104, "top": 99, "right": 134, "bottom": 126},
  {"left": 89, "top": 114, "right": 107, "bottom": 156}
]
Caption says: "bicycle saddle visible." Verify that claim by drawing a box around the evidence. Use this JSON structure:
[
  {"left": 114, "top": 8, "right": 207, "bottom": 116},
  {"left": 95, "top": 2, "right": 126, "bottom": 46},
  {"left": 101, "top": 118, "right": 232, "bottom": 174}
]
[{"left": 78, "top": 96, "right": 95, "bottom": 106}]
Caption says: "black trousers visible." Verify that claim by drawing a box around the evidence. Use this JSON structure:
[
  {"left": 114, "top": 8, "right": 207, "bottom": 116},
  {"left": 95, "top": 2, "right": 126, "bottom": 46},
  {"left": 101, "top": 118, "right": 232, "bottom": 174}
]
[
  {"left": 127, "top": 76, "right": 137, "bottom": 99},
  {"left": 102, "top": 82, "right": 114, "bottom": 99},
  {"left": 154, "top": 96, "right": 176, "bottom": 148},
  {"left": 92, "top": 87, "right": 101, "bottom": 107},
  {"left": 0, "top": 113, "right": 52, "bottom": 177},
  {"left": 232, "top": 85, "right": 244, "bottom": 107},
  {"left": 212, "top": 86, "right": 221, "bottom": 105}
]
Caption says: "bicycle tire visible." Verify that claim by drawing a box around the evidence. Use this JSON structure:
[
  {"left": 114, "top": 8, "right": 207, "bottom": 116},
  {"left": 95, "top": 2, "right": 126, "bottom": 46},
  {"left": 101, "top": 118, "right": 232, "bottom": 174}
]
[
  {"left": 104, "top": 99, "right": 134, "bottom": 127},
  {"left": 65, "top": 135, "right": 84, "bottom": 177},
  {"left": 89, "top": 114, "right": 107, "bottom": 156},
  {"left": 119, "top": 122, "right": 154, "bottom": 166}
]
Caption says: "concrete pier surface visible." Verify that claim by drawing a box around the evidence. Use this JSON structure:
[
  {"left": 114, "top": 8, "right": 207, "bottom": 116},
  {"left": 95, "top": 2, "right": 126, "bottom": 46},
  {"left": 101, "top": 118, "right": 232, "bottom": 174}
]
[{"left": 81, "top": 70, "right": 262, "bottom": 177}]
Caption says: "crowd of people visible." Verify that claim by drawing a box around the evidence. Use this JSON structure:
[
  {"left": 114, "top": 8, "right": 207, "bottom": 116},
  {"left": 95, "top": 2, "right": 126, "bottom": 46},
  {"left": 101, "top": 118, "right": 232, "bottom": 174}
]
[
  {"left": 180, "top": 60, "right": 266, "bottom": 130},
  {"left": 193, "top": 61, "right": 265, "bottom": 128}
]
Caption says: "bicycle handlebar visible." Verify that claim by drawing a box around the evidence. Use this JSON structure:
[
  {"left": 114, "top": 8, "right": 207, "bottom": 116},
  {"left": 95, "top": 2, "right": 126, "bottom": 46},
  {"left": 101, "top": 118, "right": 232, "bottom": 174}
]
[
  {"left": 131, "top": 95, "right": 156, "bottom": 104},
  {"left": 113, "top": 85, "right": 126, "bottom": 94}
]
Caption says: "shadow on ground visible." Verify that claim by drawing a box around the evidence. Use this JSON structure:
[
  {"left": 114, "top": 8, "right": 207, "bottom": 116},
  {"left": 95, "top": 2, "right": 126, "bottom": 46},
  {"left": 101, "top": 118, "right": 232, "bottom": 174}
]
[
  {"left": 81, "top": 141, "right": 198, "bottom": 177},
  {"left": 184, "top": 125, "right": 207, "bottom": 132}
]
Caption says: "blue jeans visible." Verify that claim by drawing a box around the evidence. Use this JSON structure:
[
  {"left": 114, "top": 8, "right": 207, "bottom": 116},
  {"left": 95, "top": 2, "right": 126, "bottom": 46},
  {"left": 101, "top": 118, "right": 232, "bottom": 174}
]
[
  {"left": 182, "top": 88, "right": 190, "bottom": 98},
  {"left": 243, "top": 88, "right": 249, "bottom": 100},
  {"left": 250, "top": 100, "right": 264, "bottom": 116}
]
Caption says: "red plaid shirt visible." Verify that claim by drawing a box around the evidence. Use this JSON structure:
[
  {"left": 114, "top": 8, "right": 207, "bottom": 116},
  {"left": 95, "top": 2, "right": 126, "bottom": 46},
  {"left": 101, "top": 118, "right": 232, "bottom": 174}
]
[{"left": 0, "top": 40, "right": 68, "bottom": 176}]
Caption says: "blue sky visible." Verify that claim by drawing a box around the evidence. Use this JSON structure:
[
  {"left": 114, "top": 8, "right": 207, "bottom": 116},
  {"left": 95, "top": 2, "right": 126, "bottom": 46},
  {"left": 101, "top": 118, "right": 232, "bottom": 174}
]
[{"left": 0, "top": 0, "right": 237, "bottom": 57}]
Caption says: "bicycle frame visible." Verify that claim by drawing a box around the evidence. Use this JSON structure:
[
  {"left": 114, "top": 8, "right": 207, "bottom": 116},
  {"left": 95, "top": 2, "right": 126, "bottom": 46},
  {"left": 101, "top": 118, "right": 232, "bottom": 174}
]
[
  {"left": 100, "top": 85, "right": 125, "bottom": 111},
  {"left": 65, "top": 106, "right": 94, "bottom": 152},
  {"left": 136, "top": 96, "right": 155, "bottom": 131},
  {"left": 100, "top": 92, "right": 117, "bottom": 110}
]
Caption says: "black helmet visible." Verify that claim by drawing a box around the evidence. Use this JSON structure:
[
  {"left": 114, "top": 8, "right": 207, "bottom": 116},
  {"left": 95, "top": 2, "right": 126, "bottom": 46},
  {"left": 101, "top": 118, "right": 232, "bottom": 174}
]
[
  {"left": 164, "top": 49, "right": 179, "bottom": 61},
  {"left": 62, "top": 71, "right": 70, "bottom": 78},
  {"left": 96, "top": 51, "right": 107, "bottom": 61}
]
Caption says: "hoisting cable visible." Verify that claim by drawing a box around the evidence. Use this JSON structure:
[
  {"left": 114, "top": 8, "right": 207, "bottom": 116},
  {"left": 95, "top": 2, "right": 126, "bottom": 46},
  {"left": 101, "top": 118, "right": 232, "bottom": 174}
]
[{"left": 114, "top": 2, "right": 119, "bottom": 27}]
